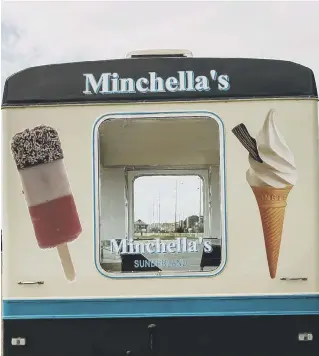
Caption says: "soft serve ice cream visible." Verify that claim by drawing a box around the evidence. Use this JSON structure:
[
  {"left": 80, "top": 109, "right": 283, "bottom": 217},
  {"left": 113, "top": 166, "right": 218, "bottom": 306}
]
[
  {"left": 232, "top": 110, "right": 297, "bottom": 279},
  {"left": 246, "top": 109, "right": 297, "bottom": 188}
]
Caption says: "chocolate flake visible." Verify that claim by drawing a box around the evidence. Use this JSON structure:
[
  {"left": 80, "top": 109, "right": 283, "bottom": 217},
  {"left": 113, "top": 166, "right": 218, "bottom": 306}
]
[
  {"left": 11, "top": 125, "right": 64, "bottom": 169},
  {"left": 232, "top": 123, "right": 263, "bottom": 163}
]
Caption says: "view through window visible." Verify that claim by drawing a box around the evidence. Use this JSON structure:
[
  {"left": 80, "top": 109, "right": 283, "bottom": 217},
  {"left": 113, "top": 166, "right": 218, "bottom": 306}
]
[
  {"left": 96, "top": 114, "right": 224, "bottom": 276},
  {"left": 133, "top": 175, "right": 204, "bottom": 239}
]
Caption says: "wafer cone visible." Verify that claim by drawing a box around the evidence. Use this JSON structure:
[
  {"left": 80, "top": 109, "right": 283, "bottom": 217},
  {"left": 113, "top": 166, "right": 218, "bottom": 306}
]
[{"left": 251, "top": 185, "right": 293, "bottom": 279}]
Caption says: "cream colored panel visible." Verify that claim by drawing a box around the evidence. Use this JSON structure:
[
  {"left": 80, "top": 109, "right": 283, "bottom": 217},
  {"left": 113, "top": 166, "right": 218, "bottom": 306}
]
[{"left": 2, "top": 98, "right": 318, "bottom": 299}]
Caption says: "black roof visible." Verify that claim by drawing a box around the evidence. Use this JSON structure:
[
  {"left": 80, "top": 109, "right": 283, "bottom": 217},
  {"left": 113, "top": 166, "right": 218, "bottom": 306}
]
[{"left": 2, "top": 57, "right": 317, "bottom": 106}]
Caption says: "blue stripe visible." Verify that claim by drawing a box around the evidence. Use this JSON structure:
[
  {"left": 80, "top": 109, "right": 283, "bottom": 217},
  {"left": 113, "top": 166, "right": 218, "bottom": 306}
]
[{"left": 3, "top": 295, "right": 319, "bottom": 320}]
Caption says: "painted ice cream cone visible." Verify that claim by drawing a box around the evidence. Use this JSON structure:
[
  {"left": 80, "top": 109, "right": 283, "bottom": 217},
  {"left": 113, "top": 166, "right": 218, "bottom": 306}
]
[
  {"left": 232, "top": 110, "right": 297, "bottom": 279},
  {"left": 251, "top": 185, "right": 293, "bottom": 278}
]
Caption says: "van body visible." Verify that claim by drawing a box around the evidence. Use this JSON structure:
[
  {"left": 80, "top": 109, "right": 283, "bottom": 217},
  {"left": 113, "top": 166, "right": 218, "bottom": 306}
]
[{"left": 2, "top": 50, "right": 319, "bottom": 355}]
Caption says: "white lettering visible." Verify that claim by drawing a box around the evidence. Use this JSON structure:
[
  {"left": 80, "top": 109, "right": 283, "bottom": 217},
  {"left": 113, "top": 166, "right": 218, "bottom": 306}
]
[
  {"left": 210, "top": 70, "right": 218, "bottom": 81},
  {"left": 110, "top": 239, "right": 127, "bottom": 254},
  {"left": 203, "top": 241, "right": 213, "bottom": 253},
  {"left": 109, "top": 237, "right": 218, "bottom": 255},
  {"left": 218, "top": 74, "right": 230, "bottom": 91},
  {"left": 120, "top": 78, "right": 135, "bottom": 93},
  {"left": 182, "top": 238, "right": 187, "bottom": 252},
  {"left": 136, "top": 77, "right": 149, "bottom": 93},
  {"left": 188, "top": 240, "right": 198, "bottom": 252},
  {"left": 176, "top": 238, "right": 182, "bottom": 253},
  {"left": 166, "top": 241, "right": 177, "bottom": 253},
  {"left": 128, "top": 239, "right": 135, "bottom": 254},
  {"left": 111, "top": 73, "right": 120, "bottom": 92},
  {"left": 145, "top": 241, "right": 155, "bottom": 253},
  {"left": 165, "top": 77, "right": 179, "bottom": 92},
  {"left": 134, "top": 241, "right": 146, "bottom": 254},
  {"left": 155, "top": 238, "right": 167, "bottom": 253},
  {"left": 186, "top": 71, "right": 195, "bottom": 91},
  {"left": 195, "top": 76, "right": 210, "bottom": 91},
  {"left": 83, "top": 70, "right": 230, "bottom": 95},
  {"left": 149, "top": 72, "right": 165, "bottom": 92},
  {"left": 177, "top": 71, "right": 186, "bottom": 91},
  {"left": 83, "top": 73, "right": 111, "bottom": 94}
]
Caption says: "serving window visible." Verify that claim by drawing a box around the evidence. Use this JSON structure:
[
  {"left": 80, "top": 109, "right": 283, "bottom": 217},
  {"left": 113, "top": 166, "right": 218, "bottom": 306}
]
[{"left": 94, "top": 112, "right": 226, "bottom": 277}]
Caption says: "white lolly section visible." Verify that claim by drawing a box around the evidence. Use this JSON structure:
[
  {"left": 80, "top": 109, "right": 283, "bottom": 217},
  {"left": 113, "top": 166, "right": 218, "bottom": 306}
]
[
  {"left": 246, "top": 110, "right": 298, "bottom": 188},
  {"left": 19, "top": 159, "right": 71, "bottom": 206}
]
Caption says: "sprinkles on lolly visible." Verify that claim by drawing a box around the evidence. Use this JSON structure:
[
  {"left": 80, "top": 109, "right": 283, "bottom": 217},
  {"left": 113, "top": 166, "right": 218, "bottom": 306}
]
[{"left": 11, "top": 125, "right": 64, "bottom": 170}]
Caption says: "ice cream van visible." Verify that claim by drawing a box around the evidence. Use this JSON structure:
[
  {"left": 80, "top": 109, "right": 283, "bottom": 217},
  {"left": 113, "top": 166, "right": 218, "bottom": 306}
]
[{"left": 2, "top": 49, "right": 319, "bottom": 355}]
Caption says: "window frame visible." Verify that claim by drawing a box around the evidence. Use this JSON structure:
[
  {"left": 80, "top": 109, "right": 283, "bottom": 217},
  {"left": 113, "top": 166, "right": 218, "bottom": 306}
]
[{"left": 93, "top": 110, "right": 227, "bottom": 279}]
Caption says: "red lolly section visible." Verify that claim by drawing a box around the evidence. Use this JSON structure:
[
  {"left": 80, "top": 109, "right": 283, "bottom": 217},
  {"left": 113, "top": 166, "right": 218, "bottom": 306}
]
[{"left": 29, "top": 194, "right": 82, "bottom": 249}]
